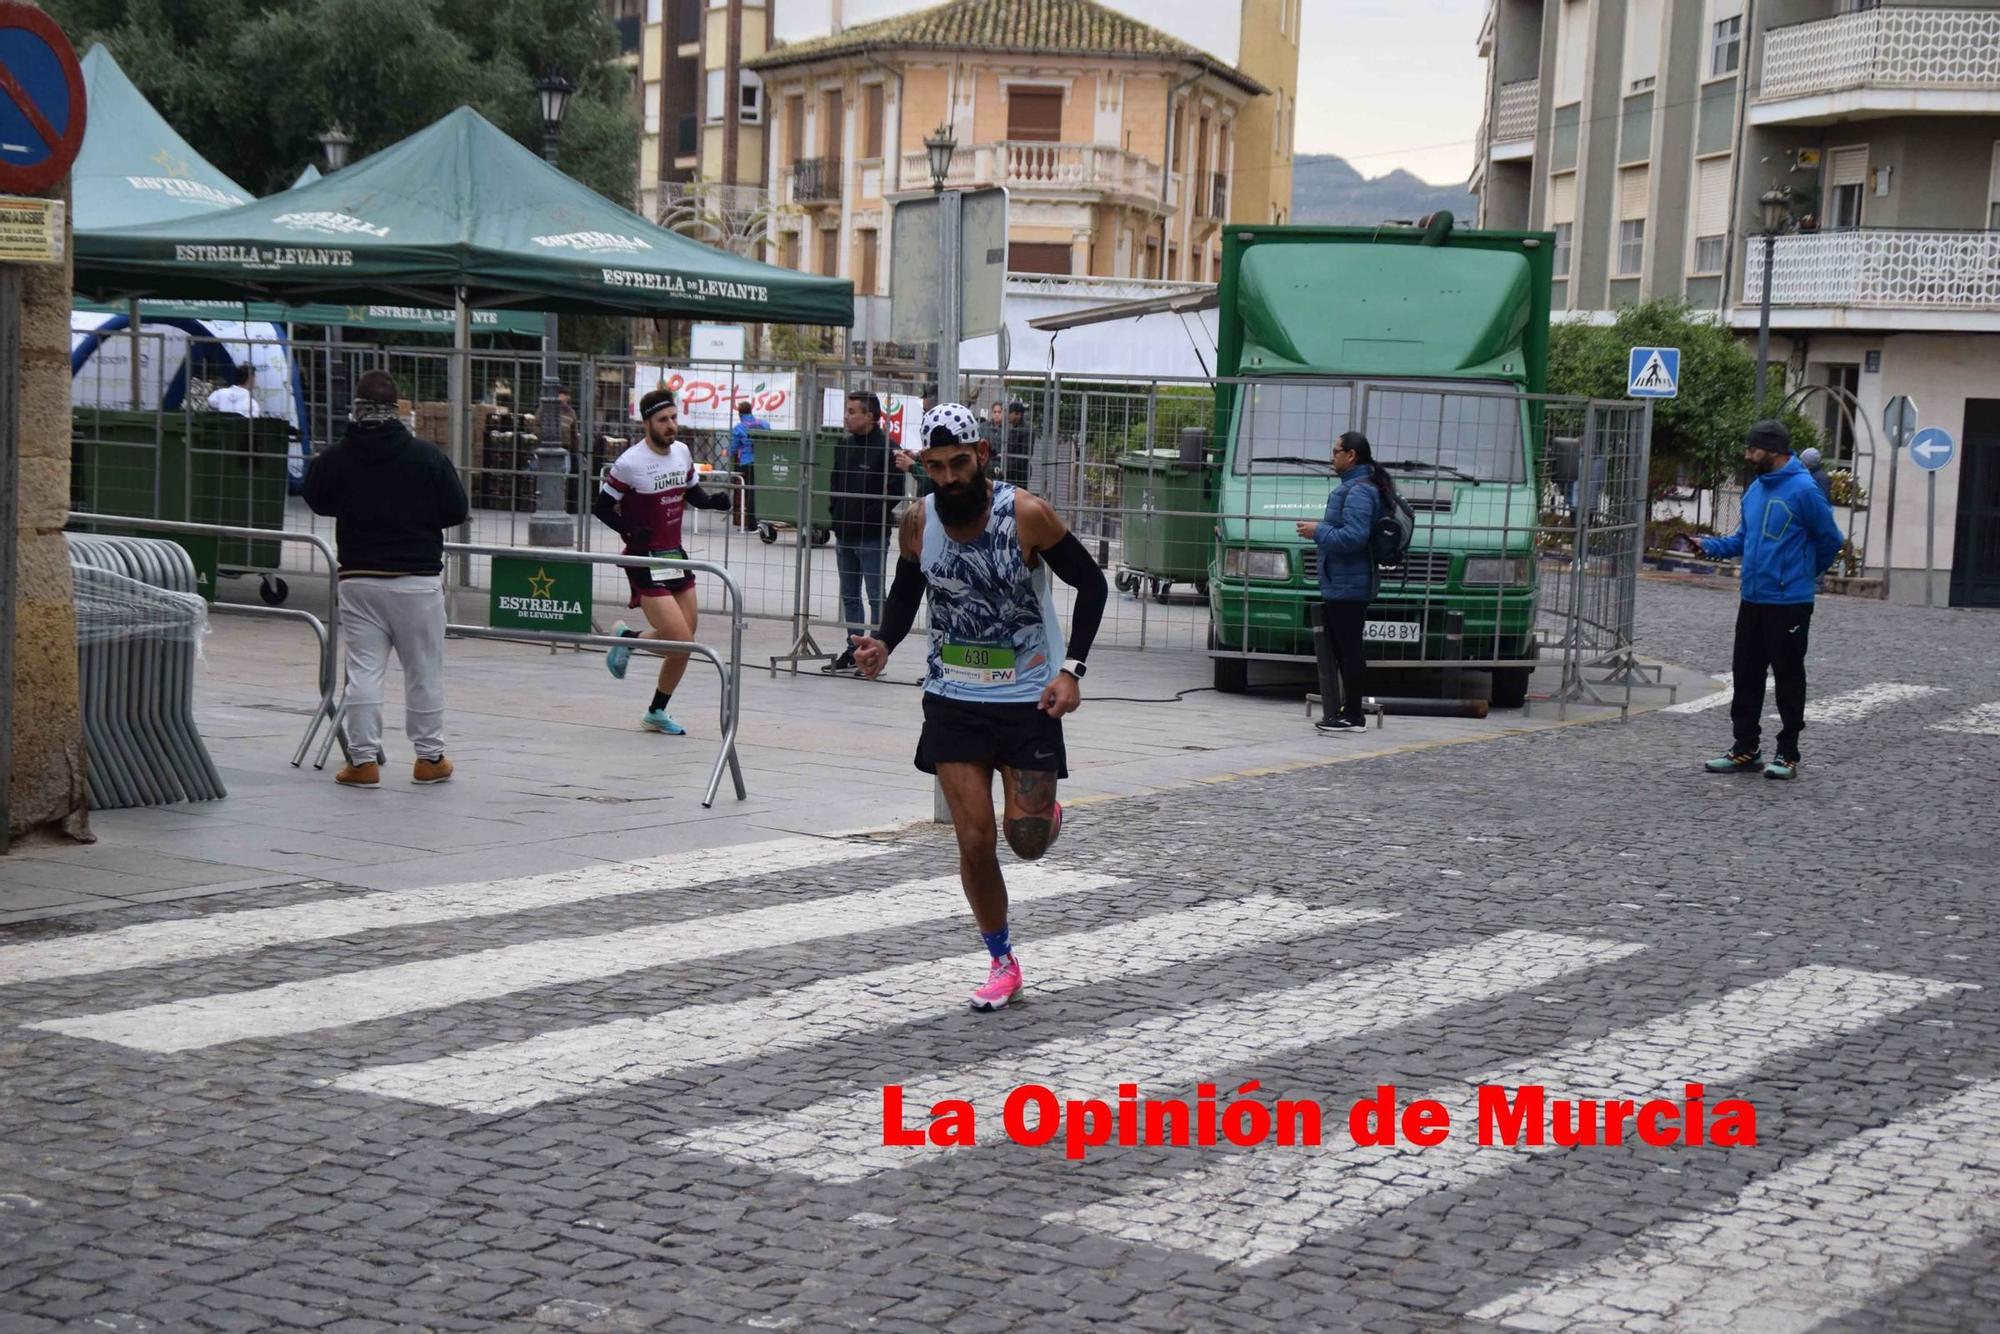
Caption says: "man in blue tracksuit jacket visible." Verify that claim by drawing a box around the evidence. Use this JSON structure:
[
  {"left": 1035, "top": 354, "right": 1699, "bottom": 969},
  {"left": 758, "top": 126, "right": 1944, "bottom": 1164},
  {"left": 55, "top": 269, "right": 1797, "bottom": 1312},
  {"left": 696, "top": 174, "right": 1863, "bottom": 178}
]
[
  {"left": 1295, "top": 431, "right": 1385, "bottom": 734},
  {"left": 1698, "top": 419, "right": 1846, "bottom": 780}
]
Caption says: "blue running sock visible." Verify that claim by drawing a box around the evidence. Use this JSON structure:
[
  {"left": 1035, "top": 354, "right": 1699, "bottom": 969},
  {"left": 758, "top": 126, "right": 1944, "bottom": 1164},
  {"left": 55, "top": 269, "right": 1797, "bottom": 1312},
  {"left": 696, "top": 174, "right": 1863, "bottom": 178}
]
[{"left": 980, "top": 924, "right": 1011, "bottom": 961}]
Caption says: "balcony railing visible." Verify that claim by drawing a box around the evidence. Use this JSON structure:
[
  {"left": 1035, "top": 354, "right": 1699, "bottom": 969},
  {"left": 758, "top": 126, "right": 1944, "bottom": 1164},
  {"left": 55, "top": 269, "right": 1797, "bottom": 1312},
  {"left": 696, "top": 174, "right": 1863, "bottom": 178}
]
[
  {"left": 900, "top": 142, "right": 1165, "bottom": 202},
  {"left": 1197, "top": 170, "right": 1228, "bottom": 220},
  {"left": 790, "top": 156, "right": 842, "bottom": 205},
  {"left": 1743, "top": 228, "right": 2000, "bottom": 312},
  {"left": 1761, "top": 7, "right": 2000, "bottom": 101},
  {"left": 1494, "top": 78, "right": 1538, "bottom": 143}
]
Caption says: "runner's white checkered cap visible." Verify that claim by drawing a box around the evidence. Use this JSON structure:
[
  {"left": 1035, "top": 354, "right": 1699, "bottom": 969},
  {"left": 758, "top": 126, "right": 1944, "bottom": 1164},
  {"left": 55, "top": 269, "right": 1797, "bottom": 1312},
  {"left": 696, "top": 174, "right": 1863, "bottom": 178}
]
[{"left": 920, "top": 403, "right": 982, "bottom": 446}]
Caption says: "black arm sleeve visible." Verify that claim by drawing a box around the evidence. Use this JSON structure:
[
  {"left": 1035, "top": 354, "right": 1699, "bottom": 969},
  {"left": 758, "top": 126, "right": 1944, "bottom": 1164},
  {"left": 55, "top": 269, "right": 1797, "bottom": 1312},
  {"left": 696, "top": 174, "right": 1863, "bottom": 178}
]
[
  {"left": 686, "top": 479, "right": 732, "bottom": 512},
  {"left": 1040, "top": 531, "right": 1107, "bottom": 663},
  {"left": 875, "top": 556, "right": 926, "bottom": 654},
  {"left": 591, "top": 490, "right": 628, "bottom": 540}
]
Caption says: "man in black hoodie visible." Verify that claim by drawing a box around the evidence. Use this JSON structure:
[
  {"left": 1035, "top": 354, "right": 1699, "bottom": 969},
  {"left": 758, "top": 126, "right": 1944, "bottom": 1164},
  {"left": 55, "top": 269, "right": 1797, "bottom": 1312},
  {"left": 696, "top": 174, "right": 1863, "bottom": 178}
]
[
  {"left": 304, "top": 369, "right": 470, "bottom": 788},
  {"left": 825, "top": 391, "right": 914, "bottom": 672}
]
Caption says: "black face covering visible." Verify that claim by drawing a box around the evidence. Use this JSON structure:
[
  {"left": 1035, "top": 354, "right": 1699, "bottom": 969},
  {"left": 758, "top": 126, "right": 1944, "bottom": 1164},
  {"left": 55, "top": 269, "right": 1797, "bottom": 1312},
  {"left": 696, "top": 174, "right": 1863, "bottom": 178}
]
[{"left": 933, "top": 464, "right": 990, "bottom": 526}]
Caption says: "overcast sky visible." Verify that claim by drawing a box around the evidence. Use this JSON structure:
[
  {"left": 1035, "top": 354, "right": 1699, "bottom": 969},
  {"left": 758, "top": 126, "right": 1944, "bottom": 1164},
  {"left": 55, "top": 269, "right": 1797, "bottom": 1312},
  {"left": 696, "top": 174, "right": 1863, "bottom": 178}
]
[{"left": 1294, "top": 0, "right": 1488, "bottom": 185}]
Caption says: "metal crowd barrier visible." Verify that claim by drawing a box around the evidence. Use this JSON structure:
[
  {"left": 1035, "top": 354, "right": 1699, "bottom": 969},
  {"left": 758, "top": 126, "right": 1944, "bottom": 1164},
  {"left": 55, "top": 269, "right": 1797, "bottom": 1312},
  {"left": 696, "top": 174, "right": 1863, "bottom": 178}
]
[
  {"left": 405, "top": 542, "right": 747, "bottom": 809},
  {"left": 64, "top": 534, "right": 226, "bottom": 809},
  {"left": 69, "top": 513, "right": 343, "bottom": 767}
]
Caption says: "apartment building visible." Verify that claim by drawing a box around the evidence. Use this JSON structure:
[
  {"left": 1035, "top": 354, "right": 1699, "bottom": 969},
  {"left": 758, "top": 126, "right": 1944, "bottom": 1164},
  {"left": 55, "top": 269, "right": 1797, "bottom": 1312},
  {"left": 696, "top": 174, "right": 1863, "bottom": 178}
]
[
  {"left": 610, "top": 0, "right": 771, "bottom": 249},
  {"left": 741, "top": 0, "right": 1270, "bottom": 293},
  {"left": 1472, "top": 0, "right": 2000, "bottom": 606},
  {"left": 769, "top": 0, "right": 1303, "bottom": 226}
]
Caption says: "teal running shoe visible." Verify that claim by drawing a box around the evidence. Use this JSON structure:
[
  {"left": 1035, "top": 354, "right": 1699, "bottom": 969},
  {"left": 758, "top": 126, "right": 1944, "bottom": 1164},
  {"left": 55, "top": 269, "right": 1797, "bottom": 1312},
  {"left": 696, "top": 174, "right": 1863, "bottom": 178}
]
[
  {"left": 641, "top": 708, "right": 685, "bottom": 736},
  {"left": 1763, "top": 756, "right": 1799, "bottom": 781},
  {"left": 606, "top": 621, "right": 635, "bottom": 680},
  {"left": 1703, "top": 749, "right": 1762, "bottom": 774}
]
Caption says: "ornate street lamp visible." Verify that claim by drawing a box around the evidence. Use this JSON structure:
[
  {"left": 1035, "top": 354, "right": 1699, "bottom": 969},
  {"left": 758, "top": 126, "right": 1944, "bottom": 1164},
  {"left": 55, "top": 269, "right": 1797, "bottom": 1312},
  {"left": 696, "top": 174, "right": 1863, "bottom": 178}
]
[
  {"left": 924, "top": 124, "right": 957, "bottom": 195},
  {"left": 530, "top": 61, "right": 578, "bottom": 547},
  {"left": 536, "top": 63, "right": 575, "bottom": 163},
  {"left": 317, "top": 125, "right": 353, "bottom": 172},
  {"left": 1754, "top": 186, "right": 1791, "bottom": 409}
]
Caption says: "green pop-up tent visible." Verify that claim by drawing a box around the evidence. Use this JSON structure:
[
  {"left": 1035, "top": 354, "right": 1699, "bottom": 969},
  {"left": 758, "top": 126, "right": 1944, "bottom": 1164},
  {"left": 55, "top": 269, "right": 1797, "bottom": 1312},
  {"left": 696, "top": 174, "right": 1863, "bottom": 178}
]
[
  {"left": 75, "top": 105, "right": 852, "bottom": 327},
  {"left": 73, "top": 46, "right": 541, "bottom": 336}
]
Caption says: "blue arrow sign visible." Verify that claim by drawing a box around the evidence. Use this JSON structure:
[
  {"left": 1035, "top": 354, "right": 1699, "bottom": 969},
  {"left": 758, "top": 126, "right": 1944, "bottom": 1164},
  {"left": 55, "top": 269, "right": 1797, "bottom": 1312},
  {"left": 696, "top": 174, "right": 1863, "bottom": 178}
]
[
  {"left": 1627, "top": 346, "right": 1679, "bottom": 399},
  {"left": 1909, "top": 427, "right": 1955, "bottom": 472}
]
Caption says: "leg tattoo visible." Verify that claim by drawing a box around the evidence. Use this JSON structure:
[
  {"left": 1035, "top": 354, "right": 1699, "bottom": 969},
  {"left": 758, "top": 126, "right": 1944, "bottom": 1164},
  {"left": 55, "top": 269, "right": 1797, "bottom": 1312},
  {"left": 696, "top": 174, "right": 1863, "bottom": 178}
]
[{"left": 1004, "top": 768, "right": 1059, "bottom": 861}]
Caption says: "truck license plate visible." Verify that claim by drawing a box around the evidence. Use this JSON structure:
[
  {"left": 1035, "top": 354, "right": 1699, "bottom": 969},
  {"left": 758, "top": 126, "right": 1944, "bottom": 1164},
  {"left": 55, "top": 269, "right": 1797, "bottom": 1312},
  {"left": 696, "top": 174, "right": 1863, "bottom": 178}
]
[{"left": 1363, "top": 620, "right": 1422, "bottom": 644}]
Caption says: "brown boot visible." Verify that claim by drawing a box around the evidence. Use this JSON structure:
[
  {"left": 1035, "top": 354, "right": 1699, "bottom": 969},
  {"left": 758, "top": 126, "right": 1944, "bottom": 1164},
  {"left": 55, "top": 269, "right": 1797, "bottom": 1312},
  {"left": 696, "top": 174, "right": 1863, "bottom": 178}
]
[
  {"left": 412, "top": 755, "right": 454, "bottom": 785},
  {"left": 336, "top": 760, "right": 381, "bottom": 788}
]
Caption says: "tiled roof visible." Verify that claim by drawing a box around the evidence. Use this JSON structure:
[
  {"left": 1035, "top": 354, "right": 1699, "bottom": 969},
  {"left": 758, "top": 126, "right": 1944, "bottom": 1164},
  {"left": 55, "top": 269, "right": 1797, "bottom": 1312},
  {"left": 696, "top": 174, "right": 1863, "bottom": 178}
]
[{"left": 746, "top": 0, "right": 1267, "bottom": 94}]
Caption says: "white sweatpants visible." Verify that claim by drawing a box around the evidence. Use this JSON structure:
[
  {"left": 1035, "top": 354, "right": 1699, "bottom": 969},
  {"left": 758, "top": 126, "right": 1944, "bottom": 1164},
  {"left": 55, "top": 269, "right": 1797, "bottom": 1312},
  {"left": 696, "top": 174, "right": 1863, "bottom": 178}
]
[{"left": 338, "top": 575, "right": 447, "bottom": 764}]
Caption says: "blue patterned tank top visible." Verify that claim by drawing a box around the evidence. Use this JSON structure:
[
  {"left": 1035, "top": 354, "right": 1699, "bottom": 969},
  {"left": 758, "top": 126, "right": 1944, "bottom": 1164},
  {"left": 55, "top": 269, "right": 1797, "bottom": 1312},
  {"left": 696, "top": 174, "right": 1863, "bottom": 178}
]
[{"left": 919, "top": 482, "right": 1065, "bottom": 703}]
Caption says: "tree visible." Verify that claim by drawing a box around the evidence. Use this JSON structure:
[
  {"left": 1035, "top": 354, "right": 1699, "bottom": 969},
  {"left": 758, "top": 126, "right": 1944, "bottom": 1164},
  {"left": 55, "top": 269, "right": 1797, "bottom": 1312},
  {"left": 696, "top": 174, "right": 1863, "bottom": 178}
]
[
  {"left": 1547, "top": 299, "right": 1817, "bottom": 491},
  {"left": 43, "top": 0, "right": 635, "bottom": 204}
]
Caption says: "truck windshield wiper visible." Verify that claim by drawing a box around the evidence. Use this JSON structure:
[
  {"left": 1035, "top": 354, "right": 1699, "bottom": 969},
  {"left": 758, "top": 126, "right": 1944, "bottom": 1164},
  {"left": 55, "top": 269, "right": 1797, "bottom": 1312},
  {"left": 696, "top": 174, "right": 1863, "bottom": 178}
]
[
  {"left": 1380, "top": 459, "right": 1479, "bottom": 483},
  {"left": 1253, "top": 454, "right": 1336, "bottom": 470}
]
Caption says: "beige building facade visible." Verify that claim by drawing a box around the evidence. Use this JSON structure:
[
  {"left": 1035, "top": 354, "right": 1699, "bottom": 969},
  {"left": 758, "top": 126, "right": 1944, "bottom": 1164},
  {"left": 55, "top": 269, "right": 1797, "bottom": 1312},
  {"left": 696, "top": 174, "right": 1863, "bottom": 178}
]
[{"left": 743, "top": 0, "right": 1269, "bottom": 294}]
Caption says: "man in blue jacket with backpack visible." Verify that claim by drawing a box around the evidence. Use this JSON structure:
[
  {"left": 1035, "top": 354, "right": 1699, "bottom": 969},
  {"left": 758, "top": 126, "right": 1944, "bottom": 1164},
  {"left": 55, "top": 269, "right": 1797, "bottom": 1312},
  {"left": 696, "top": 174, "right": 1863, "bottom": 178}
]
[
  {"left": 1297, "top": 431, "right": 1399, "bottom": 734},
  {"left": 1699, "top": 419, "right": 1847, "bottom": 781}
]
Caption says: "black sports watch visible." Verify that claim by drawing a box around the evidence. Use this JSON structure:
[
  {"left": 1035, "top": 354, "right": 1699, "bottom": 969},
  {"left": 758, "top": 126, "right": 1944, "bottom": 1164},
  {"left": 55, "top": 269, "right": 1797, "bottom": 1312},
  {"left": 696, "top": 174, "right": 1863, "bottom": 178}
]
[{"left": 1060, "top": 658, "right": 1087, "bottom": 679}]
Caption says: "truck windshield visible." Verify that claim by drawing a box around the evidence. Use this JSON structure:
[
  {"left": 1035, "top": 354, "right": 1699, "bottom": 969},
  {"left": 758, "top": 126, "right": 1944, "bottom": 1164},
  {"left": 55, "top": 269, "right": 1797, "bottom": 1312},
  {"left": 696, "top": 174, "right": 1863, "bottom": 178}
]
[
  {"left": 1234, "top": 379, "right": 1527, "bottom": 484},
  {"left": 1365, "top": 384, "right": 1527, "bottom": 484}
]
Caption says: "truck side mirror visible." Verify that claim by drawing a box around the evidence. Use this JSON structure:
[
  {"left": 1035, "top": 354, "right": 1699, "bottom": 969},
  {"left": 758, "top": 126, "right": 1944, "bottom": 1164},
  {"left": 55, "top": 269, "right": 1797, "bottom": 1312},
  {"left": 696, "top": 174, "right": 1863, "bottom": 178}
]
[
  {"left": 1177, "top": 425, "right": 1208, "bottom": 466},
  {"left": 1549, "top": 436, "right": 1580, "bottom": 486}
]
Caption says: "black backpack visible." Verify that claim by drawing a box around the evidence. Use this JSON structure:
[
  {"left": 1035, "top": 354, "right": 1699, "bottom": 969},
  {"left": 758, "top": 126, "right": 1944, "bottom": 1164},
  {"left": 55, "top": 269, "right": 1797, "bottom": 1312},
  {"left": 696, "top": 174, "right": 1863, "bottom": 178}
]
[{"left": 1369, "top": 485, "right": 1417, "bottom": 569}]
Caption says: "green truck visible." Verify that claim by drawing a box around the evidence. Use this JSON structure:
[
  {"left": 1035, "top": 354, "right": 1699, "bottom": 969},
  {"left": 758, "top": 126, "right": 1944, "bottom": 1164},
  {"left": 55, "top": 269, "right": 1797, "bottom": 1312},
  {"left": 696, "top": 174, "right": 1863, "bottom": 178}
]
[{"left": 1206, "top": 215, "right": 1555, "bottom": 706}]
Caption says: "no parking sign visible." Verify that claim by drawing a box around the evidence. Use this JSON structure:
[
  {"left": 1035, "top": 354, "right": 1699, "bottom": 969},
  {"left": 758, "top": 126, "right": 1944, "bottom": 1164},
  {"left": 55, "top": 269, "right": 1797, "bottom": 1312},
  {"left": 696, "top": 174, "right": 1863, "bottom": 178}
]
[{"left": 0, "top": 1, "right": 87, "bottom": 194}]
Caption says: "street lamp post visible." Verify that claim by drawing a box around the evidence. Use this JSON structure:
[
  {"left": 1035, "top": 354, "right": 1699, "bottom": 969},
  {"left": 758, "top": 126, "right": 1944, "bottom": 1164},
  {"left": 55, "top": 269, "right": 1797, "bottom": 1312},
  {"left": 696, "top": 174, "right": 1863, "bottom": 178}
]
[
  {"left": 922, "top": 124, "right": 958, "bottom": 827},
  {"left": 530, "top": 64, "right": 576, "bottom": 548},
  {"left": 317, "top": 125, "right": 353, "bottom": 172},
  {"left": 1753, "top": 187, "right": 1790, "bottom": 411}
]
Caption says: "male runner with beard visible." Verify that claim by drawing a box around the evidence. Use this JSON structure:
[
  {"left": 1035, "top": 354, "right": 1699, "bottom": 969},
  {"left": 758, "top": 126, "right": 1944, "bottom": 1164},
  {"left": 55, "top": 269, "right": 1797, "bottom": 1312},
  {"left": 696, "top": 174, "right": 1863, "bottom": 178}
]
[
  {"left": 848, "top": 404, "right": 1108, "bottom": 1010},
  {"left": 595, "top": 387, "right": 733, "bottom": 734}
]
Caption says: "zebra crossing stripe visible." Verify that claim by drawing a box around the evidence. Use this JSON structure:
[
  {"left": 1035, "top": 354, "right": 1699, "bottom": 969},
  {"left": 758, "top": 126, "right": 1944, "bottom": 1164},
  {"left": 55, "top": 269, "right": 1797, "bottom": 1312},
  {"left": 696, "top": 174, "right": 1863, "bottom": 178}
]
[
  {"left": 1929, "top": 702, "right": 2000, "bottom": 736},
  {"left": 661, "top": 929, "right": 1643, "bottom": 1184},
  {"left": 0, "top": 837, "right": 889, "bottom": 988},
  {"left": 1804, "top": 683, "right": 1945, "bottom": 723},
  {"left": 1471, "top": 1078, "right": 2000, "bottom": 1332},
  {"left": 26, "top": 867, "right": 1117, "bottom": 1052},
  {"left": 335, "top": 897, "right": 1393, "bottom": 1114},
  {"left": 1660, "top": 673, "right": 1733, "bottom": 714},
  {"left": 1054, "top": 965, "right": 1969, "bottom": 1268}
]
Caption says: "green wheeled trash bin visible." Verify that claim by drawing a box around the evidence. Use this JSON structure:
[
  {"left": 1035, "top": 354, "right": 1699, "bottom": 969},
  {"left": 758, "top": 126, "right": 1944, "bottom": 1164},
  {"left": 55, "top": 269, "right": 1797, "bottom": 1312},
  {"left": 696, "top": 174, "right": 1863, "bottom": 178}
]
[
  {"left": 754, "top": 428, "right": 835, "bottom": 547},
  {"left": 187, "top": 414, "right": 295, "bottom": 604},
  {"left": 1117, "top": 448, "right": 1215, "bottom": 601}
]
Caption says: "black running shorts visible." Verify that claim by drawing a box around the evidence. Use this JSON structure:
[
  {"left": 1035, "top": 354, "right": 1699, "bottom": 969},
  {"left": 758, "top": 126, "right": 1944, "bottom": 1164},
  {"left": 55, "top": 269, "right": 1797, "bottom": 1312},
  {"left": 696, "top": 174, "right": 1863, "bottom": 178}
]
[
  {"left": 916, "top": 693, "right": 1068, "bottom": 778},
  {"left": 625, "top": 547, "right": 695, "bottom": 605}
]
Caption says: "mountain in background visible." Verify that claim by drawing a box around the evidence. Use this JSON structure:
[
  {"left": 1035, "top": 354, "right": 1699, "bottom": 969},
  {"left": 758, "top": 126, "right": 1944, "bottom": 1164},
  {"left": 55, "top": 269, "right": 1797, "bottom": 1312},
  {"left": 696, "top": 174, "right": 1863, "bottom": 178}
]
[{"left": 1289, "top": 153, "right": 1477, "bottom": 226}]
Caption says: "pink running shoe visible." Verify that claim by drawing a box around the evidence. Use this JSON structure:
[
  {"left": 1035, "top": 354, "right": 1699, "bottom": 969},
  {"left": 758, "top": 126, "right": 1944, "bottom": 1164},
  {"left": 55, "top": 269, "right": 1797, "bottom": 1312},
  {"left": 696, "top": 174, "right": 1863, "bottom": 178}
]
[{"left": 970, "top": 953, "right": 1023, "bottom": 1011}]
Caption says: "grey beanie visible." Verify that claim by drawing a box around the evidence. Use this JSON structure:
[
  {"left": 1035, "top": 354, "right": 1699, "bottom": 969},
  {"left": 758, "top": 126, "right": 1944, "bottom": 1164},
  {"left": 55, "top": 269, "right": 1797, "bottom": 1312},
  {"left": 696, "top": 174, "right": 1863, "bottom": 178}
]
[
  {"left": 1799, "top": 446, "right": 1822, "bottom": 467},
  {"left": 1746, "top": 419, "right": 1792, "bottom": 454}
]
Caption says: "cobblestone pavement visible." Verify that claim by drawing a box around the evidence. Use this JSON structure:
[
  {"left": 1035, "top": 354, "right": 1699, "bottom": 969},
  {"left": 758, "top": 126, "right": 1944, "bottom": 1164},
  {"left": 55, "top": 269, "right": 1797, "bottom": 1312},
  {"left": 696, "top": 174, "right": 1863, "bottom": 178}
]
[{"left": 2, "top": 580, "right": 1996, "bottom": 1333}]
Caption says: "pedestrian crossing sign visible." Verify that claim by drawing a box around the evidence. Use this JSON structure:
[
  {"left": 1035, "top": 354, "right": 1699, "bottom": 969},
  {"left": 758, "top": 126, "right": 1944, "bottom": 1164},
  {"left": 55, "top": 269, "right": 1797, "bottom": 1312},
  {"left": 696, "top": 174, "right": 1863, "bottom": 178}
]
[{"left": 1627, "top": 346, "right": 1680, "bottom": 398}]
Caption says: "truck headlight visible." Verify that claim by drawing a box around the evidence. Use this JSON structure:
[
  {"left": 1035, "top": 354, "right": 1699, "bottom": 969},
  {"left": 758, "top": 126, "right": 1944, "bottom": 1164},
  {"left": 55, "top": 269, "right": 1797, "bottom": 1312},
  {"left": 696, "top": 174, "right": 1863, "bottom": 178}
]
[
  {"left": 1221, "top": 548, "right": 1291, "bottom": 580},
  {"left": 1463, "top": 557, "right": 1530, "bottom": 586}
]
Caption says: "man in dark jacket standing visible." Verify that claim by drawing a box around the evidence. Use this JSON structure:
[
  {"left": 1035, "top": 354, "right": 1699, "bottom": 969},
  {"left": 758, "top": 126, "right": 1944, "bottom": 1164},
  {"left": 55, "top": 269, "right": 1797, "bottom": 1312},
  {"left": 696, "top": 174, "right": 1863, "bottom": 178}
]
[
  {"left": 826, "top": 391, "right": 913, "bottom": 672},
  {"left": 1297, "top": 431, "right": 1386, "bottom": 734},
  {"left": 303, "top": 369, "right": 470, "bottom": 788},
  {"left": 1699, "top": 419, "right": 1846, "bottom": 781}
]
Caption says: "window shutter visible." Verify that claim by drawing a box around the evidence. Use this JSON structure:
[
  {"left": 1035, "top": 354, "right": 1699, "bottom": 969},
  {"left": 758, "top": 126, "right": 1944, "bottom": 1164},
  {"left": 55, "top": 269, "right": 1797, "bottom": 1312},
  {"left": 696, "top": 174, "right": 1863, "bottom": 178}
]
[
  {"left": 1620, "top": 165, "right": 1650, "bottom": 220},
  {"left": 1709, "top": 0, "right": 1744, "bottom": 19},
  {"left": 1549, "top": 172, "right": 1577, "bottom": 224},
  {"left": 1695, "top": 157, "right": 1731, "bottom": 235},
  {"left": 1829, "top": 146, "right": 1869, "bottom": 189}
]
